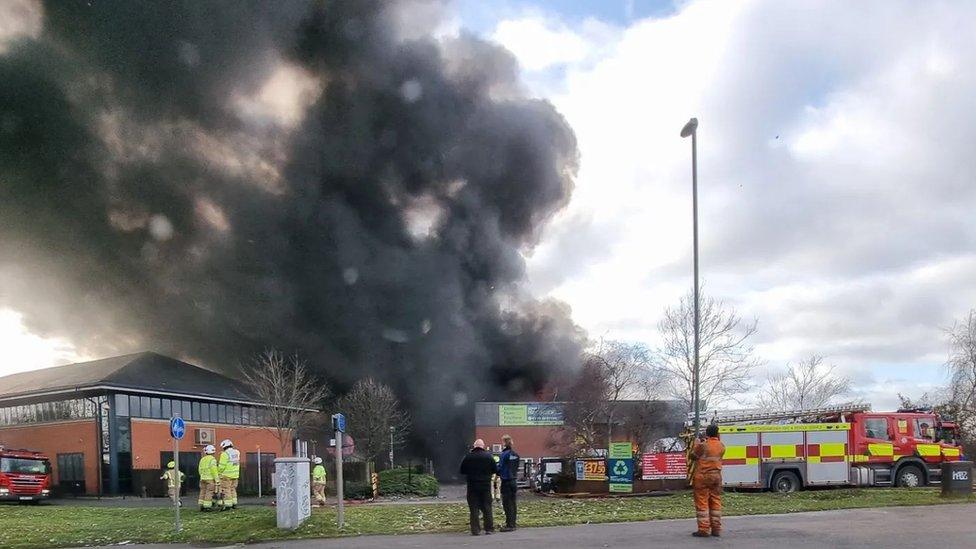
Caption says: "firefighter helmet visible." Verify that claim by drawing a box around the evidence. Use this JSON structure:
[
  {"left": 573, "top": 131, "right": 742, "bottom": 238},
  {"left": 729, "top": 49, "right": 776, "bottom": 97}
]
[
  {"left": 167, "top": 461, "right": 175, "bottom": 469},
  {"left": 204, "top": 444, "right": 216, "bottom": 454},
  {"left": 314, "top": 457, "right": 323, "bottom": 464},
  {"left": 220, "top": 439, "right": 233, "bottom": 449}
]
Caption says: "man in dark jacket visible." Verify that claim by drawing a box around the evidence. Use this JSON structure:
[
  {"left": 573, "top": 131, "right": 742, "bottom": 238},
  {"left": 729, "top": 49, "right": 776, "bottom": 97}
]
[
  {"left": 458, "top": 438, "right": 495, "bottom": 536},
  {"left": 497, "top": 434, "right": 520, "bottom": 531}
]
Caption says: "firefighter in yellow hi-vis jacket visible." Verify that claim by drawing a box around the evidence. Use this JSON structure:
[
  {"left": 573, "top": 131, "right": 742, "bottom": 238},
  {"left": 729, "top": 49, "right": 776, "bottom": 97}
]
[
  {"left": 160, "top": 461, "right": 185, "bottom": 506},
  {"left": 312, "top": 457, "right": 327, "bottom": 506},
  {"left": 198, "top": 444, "right": 219, "bottom": 511},
  {"left": 217, "top": 439, "right": 241, "bottom": 510}
]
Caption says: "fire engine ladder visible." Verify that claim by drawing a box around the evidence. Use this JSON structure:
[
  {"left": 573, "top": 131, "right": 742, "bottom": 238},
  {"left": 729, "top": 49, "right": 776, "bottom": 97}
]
[{"left": 686, "top": 402, "right": 872, "bottom": 426}]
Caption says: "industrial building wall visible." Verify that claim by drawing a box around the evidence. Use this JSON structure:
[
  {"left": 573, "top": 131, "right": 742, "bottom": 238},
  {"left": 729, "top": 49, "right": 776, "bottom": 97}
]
[
  {"left": 474, "top": 425, "right": 567, "bottom": 460},
  {"left": 0, "top": 419, "right": 100, "bottom": 495},
  {"left": 130, "top": 418, "right": 293, "bottom": 470}
]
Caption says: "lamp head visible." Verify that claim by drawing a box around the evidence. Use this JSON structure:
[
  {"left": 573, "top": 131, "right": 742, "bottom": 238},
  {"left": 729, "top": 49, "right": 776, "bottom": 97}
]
[{"left": 680, "top": 117, "right": 698, "bottom": 138}]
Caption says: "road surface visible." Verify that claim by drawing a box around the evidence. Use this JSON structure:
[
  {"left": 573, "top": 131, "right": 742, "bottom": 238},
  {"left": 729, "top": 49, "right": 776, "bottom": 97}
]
[{"left": 108, "top": 503, "right": 976, "bottom": 548}]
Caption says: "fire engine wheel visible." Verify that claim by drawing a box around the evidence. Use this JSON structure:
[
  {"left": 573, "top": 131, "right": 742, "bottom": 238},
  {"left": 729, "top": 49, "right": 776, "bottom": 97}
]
[
  {"left": 771, "top": 471, "right": 800, "bottom": 493},
  {"left": 895, "top": 465, "right": 924, "bottom": 488}
]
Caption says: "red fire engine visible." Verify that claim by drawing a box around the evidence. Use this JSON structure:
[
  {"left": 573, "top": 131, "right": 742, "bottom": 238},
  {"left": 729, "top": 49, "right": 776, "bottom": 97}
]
[
  {"left": 699, "top": 403, "right": 962, "bottom": 492},
  {"left": 0, "top": 447, "right": 52, "bottom": 503}
]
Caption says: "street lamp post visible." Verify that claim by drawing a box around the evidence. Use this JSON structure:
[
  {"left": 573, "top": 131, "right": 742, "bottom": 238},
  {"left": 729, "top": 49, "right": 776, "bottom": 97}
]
[
  {"left": 389, "top": 426, "right": 395, "bottom": 468},
  {"left": 680, "top": 117, "right": 701, "bottom": 435}
]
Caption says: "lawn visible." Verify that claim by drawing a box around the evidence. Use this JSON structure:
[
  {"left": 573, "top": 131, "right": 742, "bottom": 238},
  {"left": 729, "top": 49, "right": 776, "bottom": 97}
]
[{"left": 0, "top": 489, "right": 972, "bottom": 548}]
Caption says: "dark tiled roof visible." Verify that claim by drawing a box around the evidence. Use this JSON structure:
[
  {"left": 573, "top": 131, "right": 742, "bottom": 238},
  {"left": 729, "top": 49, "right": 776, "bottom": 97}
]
[{"left": 0, "top": 352, "right": 255, "bottom": 403}]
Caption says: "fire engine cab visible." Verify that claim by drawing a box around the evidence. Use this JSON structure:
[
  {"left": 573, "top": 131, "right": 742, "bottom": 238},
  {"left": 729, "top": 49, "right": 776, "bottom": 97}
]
[
  {"left": 0, "top": 447, "right": 52, "bottom": 503},
  {"left": 697, "top": 403, "right": 962, "bottom": 492}
]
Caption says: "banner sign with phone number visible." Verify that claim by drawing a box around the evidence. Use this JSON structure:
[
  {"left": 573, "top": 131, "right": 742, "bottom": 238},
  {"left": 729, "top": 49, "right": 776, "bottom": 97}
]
[{"left": 641, "top": 452, "right": 688, "bottom": 480}]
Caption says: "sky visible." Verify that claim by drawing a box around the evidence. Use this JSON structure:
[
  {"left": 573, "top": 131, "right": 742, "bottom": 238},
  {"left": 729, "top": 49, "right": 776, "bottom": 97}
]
[{"left": 2, "top": 0, "right": 974, "bottom": 412}]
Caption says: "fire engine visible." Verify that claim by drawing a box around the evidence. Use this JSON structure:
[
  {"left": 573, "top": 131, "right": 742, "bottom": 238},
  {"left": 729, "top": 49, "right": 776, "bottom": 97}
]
[
  {"left": 0, "top": 447, "right": 52, "bottom": 503},
  {"left": 690, "top": 403, "right": 962, "bottom": 492}
]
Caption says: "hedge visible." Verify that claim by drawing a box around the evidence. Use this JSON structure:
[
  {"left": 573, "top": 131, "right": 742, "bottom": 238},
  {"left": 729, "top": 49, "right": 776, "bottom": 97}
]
[{"left": 377, "top": 467, "right": 439, "bottom": 497}]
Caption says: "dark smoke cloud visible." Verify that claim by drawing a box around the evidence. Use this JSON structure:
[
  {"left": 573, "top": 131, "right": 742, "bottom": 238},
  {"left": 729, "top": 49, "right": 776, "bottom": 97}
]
[{"left": 0, "top": 0, "right": 583, "bottom": 462}]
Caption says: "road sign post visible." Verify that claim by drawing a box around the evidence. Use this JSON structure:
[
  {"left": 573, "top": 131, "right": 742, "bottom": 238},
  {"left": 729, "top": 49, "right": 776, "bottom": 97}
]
[
  {"left": 169, "top": 416, "right": 186, "bottom": 533},
  {"left": 332, "top": 413, "right": 346, "bottom": 529}
]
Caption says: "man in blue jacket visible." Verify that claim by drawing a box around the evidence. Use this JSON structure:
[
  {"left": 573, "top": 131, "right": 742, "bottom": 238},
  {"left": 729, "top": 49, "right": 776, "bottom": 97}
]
[{"left": 497, "top": 434, "right": 520, "bottom": 531}]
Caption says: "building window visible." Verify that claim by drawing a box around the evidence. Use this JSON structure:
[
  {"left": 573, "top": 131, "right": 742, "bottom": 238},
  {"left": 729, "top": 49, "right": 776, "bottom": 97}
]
[
  {"left": 140, "top": 397, "right": 151, "bottom": 418},
  {"left": 191, "top": 401, "right": 200, "bottom": 421},
  {"left": 115, "top": 394, "right": 129, "bottom": 417},
  {"left": 210, "top": 403, "right": 218, "bottom": 423},
  {"left": 218, "top": 405, "right": 227, "bottom": 424},
  {"left": 129, "top": 395, "right": 140, "bottom": 417},
  {"left": 150, "top": 398, "right": 162, "bottom": 419},
  {"left": 232, "top": 405, "right": 242, "bottom": 425},
  {"left": 181, "top": 400, "right": 191, "bottom": 420},
  {"left": 161, "top": 399, "right": 171, "bottom": 418}
]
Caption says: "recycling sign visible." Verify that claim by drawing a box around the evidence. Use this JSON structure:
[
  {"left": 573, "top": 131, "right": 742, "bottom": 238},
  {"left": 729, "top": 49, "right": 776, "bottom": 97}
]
[{"left": 608, "top": 458, "right": 634, "bottom": 493}]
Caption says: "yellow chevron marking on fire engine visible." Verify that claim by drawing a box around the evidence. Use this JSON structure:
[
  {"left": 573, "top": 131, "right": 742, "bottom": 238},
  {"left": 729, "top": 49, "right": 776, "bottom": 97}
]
[
  {"left": 942, "top": 447, "right": 960, "bottom": 457},
  {"left": 916, "top": 444, "right": 941, "bottom": 457},
  {"left": 719, "top": 423, "right": 850, "bottom": 433},
  {"left": 808, "top": 456, "right": 821, "bottom": 463},
  {"left": 868, "top": 443, "right": 893, "bottom": 456},
  {"left": 820, "top": 443, "right": 846, "bottom": 456},
  {"left": 769, "top": 445, "right": 798, "bottom": 458},
  {"left": 724, "top": 446, "right": 747, "bottom": 459},
  {"left": 745, "top": 458, "right": 759, "bottom": 465}
]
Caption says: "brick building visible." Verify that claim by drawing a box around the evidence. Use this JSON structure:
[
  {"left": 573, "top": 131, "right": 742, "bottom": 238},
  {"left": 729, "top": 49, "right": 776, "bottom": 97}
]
[
  {"left": 0, "top": 352, "right": 294, "bottom": 496},
  {"left": 474, "top": 401, "right": 686, "bottom": 461}
]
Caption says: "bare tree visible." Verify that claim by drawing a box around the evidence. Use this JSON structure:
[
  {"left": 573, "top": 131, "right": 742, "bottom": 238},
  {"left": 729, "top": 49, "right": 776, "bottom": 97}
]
[
  {"left": 558, "top": 340, "right": 659, "bottom": 454},
  {"left": 657, "top": 290, "right": 760, "bottom": 411},
  {"left": 241, "top": 349, "right": 331, "bottom": 454},
  {"left": 336, "top": 378, "right": 410, "bottom": 467},
  {"left": 585, "top": 340, "right": 654, "bottom": 442},
  {"left": 758, "top": 355, "right": 852, "bottom": 411},
  {"left": 946, "top": 311, "right": 976, "bottom": 454},
  {"left": 558, "top": 359, "right": 611, "bottom": 455}
]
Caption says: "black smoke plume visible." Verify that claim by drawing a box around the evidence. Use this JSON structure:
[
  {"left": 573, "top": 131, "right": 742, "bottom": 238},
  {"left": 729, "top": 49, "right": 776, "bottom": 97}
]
[{"left": 0, "top": 0, "right": 583, "bottom": 463}]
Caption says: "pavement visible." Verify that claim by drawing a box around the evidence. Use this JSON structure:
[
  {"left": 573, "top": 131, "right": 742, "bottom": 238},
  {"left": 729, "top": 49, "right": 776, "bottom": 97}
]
[{"left": 91, "top": 503, "right": 976, "bottom": 549}]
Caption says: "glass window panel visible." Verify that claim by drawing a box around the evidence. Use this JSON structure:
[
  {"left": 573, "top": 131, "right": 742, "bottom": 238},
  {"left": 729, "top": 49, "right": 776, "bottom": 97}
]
[
  {"left": 191, "top": 401, "right": 200, "bottom": 421},
  {"left": 115, "top": 394, "right": 129, "bottom": 416},
  {"left": 232, "top": 405, "right": 241, "bottom": 424},
  {"left": 140, "top": 397, "right": 151, "bottom": 418},
  {"left": 218, "top": 405, "right": 227, "bottom": 424},
  {"left": 181, "top": 400, "right": 191, "bottom": 419},
  {"left": 149, "top": 398, "right": 161, "bottom": 419},
  {"left": 200, "top": 402, "right": 210, "bottom": 422},
  {"left": 210, "top": 403, "right": 218, "bottom": 422},
  {"left": 241, "top": 406, "right": 250, "bottom": 425},
  {"left": 161, "top": 399, "right": 171, "bottom": 418},
  {"left": 129, "top": 396, "right": 140, "bottom": 417}
]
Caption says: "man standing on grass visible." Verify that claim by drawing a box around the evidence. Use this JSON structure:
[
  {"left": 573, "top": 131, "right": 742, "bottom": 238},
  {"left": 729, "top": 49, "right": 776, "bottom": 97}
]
[
  {"left": 497, "top": 434, "right": 520, "bottom": 532},
  {"left": 459, "top": 438, "right": 495, "bottom": 536},
  {"left": 691, "top": 424, "right": 725, "bottom": 538}
]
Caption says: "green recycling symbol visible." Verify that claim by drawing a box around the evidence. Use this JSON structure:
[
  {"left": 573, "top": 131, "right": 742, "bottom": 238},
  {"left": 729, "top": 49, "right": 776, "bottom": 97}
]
[{"left": 613, "top": 460, "right": 629, "bottom": 475}]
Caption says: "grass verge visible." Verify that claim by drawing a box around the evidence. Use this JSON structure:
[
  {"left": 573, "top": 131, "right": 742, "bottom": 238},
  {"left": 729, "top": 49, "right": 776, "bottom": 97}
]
[{"left": 1, "top": 489, "right": 972, "bottom": 548}]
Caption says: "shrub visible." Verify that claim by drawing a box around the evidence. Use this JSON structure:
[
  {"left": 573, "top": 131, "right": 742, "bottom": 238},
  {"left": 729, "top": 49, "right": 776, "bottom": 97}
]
[
  {"left": 377, "top": 467, "right": 439, "bottom": 497},
  {"left": 342, "top": 480, "right": 374, "bottom": 500}
]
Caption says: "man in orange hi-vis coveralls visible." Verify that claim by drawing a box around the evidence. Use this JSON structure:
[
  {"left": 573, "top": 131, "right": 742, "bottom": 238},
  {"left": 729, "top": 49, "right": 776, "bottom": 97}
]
[{"left": 691, "top": 424, "right": 725, "bottom": 538}]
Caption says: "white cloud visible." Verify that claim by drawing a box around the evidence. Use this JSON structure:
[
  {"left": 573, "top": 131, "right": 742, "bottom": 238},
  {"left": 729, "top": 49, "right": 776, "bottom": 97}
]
[
  {"left": 0, "top": 309, "right": 85, "bottom": 377},
  {"left": 489, "top": 0, "right": 976, "bottom": 409}
]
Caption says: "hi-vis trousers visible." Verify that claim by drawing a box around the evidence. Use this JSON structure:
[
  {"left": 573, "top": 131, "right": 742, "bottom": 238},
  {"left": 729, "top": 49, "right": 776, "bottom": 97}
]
[{"left": 693, "top": 470, "right": 722, "bottom": 534}]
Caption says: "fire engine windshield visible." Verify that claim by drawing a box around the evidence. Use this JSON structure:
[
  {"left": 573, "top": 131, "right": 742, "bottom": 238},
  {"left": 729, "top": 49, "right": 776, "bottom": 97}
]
[{"left": 0, "top": 457, "right": 50, "bottom": 475}]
